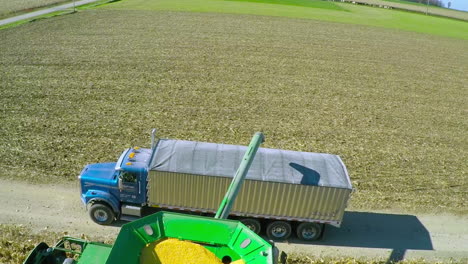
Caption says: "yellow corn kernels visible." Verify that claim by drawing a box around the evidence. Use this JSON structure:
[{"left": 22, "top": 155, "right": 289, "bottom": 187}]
[
  {"left": 140, "top": 238, "right": 223, "bottom": 264},
  {"left": 231, "top": 259, "right": 246, "bottom": 264}
]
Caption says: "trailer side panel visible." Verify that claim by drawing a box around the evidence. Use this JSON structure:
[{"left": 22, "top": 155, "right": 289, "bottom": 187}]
[{"left": 147, "top": 171, "right": 351, "bottom": 225}]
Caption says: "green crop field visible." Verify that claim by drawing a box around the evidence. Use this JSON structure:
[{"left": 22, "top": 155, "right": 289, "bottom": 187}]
[
  {"left": 0, "top": 0, "right": 70, "bottom": 18},
  {"left": 102, "top": 0, "right": 468, "bottom": 39}
]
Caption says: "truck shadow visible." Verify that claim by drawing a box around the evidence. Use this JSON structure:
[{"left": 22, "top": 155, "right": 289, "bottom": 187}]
[
  {"left": 109, "top": 220, "right": 127, "bottom": 227},
  {"left": 288, "top": 211, "right": 433, "bottom": 263}
]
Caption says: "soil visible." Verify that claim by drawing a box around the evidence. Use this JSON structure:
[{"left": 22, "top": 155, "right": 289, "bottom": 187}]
[{"left": 0, "top": 179, "right": 466, "bottom": 262}]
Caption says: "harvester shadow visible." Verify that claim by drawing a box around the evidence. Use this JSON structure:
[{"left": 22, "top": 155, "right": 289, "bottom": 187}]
[{"left": 288, "top": 211, "right": 433, "bottom": 263}]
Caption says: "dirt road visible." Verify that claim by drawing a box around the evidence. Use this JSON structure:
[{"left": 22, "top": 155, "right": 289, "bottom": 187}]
[
  {"left": 0, "top": 0, "right": 101, "bottom": 26},
  {"left": 1, "top": 179, "right": 466, "bottom": 262}
]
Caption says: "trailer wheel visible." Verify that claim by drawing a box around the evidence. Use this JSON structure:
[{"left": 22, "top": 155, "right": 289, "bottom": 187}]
[
  {"left": 296, "top": 222, "right": 322, "bottom": 241},
  {"left": 240, "top": 218, "right": 261, "bottom": 234},
  {"left": 89, "top": 203, "right": 115, "bottom": 225},
  {"left": 266, "top": 221, "right": 292, "bottom": 240}
]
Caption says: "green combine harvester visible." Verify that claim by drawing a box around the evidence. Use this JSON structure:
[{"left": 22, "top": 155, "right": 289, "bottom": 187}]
[{"left": 23, "top": 133, "right": 276, "bottom": 264}]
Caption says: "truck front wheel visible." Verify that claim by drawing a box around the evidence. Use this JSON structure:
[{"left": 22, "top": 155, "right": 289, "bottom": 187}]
[
  {"left": 89, "top": 203, "right": 115, "bottom": 225},
  {"left": 296, "top": 222, "right": 323, "bottom": 241}
]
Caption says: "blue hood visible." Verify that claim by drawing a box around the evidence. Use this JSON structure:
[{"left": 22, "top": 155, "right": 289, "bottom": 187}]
[{"left": 81, "top": 162, "right": 116, "bottom": 180}]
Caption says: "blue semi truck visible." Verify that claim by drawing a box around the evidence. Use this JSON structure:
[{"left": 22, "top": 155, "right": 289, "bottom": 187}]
[{"left": 79, "top": 130, "right": 352, "bottom": 241}]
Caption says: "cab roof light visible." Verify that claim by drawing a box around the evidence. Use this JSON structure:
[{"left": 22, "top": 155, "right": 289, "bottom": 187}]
[
  {"left": 126, "top": 162, "right": 132, "bottom": 166},
  {"left": 129, "top": 152, "right": 135, "bottom": 159}
]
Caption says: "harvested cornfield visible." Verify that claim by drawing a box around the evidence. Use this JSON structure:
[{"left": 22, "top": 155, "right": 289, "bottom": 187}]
[{"left": 1, "top": 7, "right": 467, "bottom": 213}]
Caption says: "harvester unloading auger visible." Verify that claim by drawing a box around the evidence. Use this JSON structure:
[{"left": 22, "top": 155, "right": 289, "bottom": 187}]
[{"left": 23, "top": 132, "right": 277, "bottom": 264}]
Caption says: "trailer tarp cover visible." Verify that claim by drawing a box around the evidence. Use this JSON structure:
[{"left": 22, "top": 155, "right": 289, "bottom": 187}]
[{"left": 149, "top": 139, "right": 351, "bottom": 189}]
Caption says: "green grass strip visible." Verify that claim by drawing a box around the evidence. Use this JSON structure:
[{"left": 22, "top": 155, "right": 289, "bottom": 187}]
[{"left": 226, "top": 0, "right": 348, "bottom": 11}]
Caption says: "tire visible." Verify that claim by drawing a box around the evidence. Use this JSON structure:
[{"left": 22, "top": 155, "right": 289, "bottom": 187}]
[
  {"left": 89, "top": 203, "right": 115, "bottom": 225},
  {"left": 240, "top": 218, "right": 261, "bottom": 234},
  {"left": 266, "top": 221, "right": 292, "bottom": 240},
  {"left": 296, "top": 222, "right": 323, "bottom": 241}
]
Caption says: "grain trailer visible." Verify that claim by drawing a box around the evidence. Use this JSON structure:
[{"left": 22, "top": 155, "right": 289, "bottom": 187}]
[{"left": 79, "top": 130, "right": 352, "bottom": 240}]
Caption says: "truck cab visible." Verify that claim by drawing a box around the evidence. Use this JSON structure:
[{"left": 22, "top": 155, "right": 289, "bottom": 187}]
[{"left": 79, "top": 147, "right": 152, "bottom": 224}]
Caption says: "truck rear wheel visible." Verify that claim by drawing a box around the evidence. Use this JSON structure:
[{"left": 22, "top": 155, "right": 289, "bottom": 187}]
[
  {"left": 296, "top": 222, "right": 322, "bottom": 241},
  {"left": 89, "top": 203, "right": 115, "bottom": 225},
  {"left": 240, "top": 218, "right": 261, "bottom": 234},
  {"left": 266, "top": 221, "right": 292, "bottom": 240}
]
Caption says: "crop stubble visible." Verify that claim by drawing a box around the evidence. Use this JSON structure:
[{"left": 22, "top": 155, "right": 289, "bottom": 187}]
[{"left": 0, "top": 10, "right": 467, "bottom": 213}]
